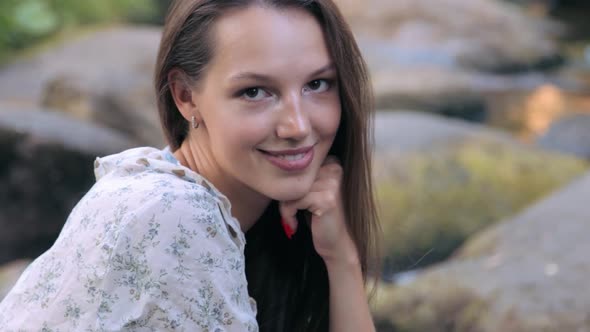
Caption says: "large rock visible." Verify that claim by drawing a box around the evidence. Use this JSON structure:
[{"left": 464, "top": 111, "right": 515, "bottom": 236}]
[
  {"left": 368, "top": 61, "right": 579, "bottom": 121},
  {"left": 331, "top": 0, "right": 574, "bottom": 121},
  {"left": 0, "top": 109, "right": 134, "bottom": 264},
  {"left": 372, "top": 171, "right": 590, "bottom": 332},
  {"left": 536, "top": 113, "right": 590, "bottom": 160},
  {"left": 0, "top": 26, "right": 165, "bottom": 147},
  {"left": 335, "top": 0, "right": 562, "bottom": 72},
  {"left": 374, "top": 111, "right": 588, "bottom": 274},
  {"left": 369, "top": 64, "right": 488, "bottom": 121},
  {"left": 374, "top": 111, "right": 515, "bottom": 154}
]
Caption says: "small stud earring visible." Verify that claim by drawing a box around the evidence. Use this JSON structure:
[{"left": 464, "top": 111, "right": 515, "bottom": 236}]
[{"left": 191, "top": 116, "right": 199, "bottom": 129}]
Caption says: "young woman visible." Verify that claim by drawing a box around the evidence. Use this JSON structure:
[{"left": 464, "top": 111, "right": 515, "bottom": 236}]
[{"left": 0, "top": 0, "right": 381, "bottom": 331}]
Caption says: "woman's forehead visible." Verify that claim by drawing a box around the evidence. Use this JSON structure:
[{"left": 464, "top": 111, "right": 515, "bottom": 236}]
[{"left": 207, "top": 5, "right": 333, "bottom": 80}]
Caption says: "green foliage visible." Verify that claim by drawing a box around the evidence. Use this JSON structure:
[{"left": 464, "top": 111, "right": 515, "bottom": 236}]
[
  {"left": 376, "top": 139, "right": 588, "bottom": 273},
  {"left": 0, "top": 0, "right": 56, "bottom": 53},
  {"left": 0, "top": 0, "right": 162, "bottom": 63},
  {"left": 50, "top": 0, "right": 160, "bottom": 25}
]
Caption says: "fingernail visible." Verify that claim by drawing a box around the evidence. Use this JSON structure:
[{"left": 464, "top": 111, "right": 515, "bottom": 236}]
[{"left": 281, "top": 218, "right": 294, "bottom": 240}]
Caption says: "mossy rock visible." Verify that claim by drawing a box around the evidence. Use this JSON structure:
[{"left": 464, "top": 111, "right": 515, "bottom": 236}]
[
  {"left": 371, "top": 276, "right": 586, "bottom": 332},
  {"left": 375, "top": 138, "right": 588, "bottom": 273},
  {"left": 371, "top": 279, "right": 489, "bottom": 332},
  {"left": 373, "top": 171, "right": 590, "bottom": 332}
]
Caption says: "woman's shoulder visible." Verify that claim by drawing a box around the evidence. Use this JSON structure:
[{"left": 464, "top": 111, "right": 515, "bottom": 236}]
[
  {"left": 65, "top": 146, "right": 244, "bottom": 249},
  {"left": 93, "top": 146, "right": 191, "bottom": 184},
  {"left": 0, "top": 147, "right": 253, "bottom": 331},
  {"left": 89, "top": 146, "right": 221, "bottom": 208}
]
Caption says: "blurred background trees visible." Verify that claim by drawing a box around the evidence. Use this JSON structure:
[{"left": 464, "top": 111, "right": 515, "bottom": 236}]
[{"left": 0, "top": 0, "right": 171, "bottom": 63}]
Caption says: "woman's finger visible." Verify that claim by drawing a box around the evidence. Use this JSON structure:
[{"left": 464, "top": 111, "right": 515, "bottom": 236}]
[
  {"left": 281, "top": 191, "right": 338, "bottom": 219},
  {"left": 278, "top": 156, "right": 342, "bottom": 239},
  {"left": 279, "top": 191, "right": 328, "bottom": 234}
]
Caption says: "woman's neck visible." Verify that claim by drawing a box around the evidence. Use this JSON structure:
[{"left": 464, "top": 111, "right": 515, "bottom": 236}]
[{"left": 173, "top": 139, "right": 270, "bottom": 233}]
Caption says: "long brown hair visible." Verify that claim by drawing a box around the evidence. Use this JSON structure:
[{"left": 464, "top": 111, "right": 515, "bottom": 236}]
[{"left": 154, "top": 0, "right": 381, "bottom": 330}]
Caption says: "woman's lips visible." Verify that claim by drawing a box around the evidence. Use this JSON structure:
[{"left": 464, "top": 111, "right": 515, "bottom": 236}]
[{"left": 258, "top": 146, "right": 314, "bottom": 171}]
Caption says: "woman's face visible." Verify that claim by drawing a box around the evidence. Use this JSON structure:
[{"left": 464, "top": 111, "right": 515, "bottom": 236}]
[{"left": 193, "top": 6, "right": 341, "bottom": 202}]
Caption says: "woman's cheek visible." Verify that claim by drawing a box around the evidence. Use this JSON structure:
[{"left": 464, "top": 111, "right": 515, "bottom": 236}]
[
  {"left": 317, "top": 109, "right": 341, "bottom": 141},
  {"left": 316, "top": 95, "right": 341, "bottom": 131}
]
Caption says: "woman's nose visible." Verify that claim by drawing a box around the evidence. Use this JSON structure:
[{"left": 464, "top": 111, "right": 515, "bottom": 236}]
[{"left": 276, "top": 94, "right": 311, "bottom": 140}]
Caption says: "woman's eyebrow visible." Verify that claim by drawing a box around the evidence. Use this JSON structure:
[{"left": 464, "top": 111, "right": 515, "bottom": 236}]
[
  {"left": 229, "top": 63, "right": 336, "bottom": 83},
  {"left": 307, "top": 63, "right": 336, "bottom": 78},
  {"left": 230, "top": 72, "right": 276, "bottom": 84}
]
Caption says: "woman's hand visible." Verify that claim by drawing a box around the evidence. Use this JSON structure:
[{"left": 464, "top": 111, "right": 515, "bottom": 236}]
[
  {"left": 280, "top": 156, "right": 374, "bottom": 332},
  {"left": 279, "top": 156, "right": 359, "bottom": 265}
]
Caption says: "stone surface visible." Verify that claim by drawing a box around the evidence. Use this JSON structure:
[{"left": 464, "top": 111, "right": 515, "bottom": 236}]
[
  {"left": 536, "top": 113, "right": 590, "bottom": 160},
  {"left": 335, "top": 0, "right": 562, "bottom": 72},
  {"left": 374, "top": 111, "right": 588, "bottom": 274},
  {"left": 0, "top": 109, "right": 134, "bottom": 264},
  {"left": 0, "top": 26, "right": 165, "bottom": 147},
  {"left": 373, "top": 171, "right": 590, "bottom": 332},
  {"left": 374, "top": 111, "right": 515, "bottom": 154},
  {"left": 331, "top": 0, "right": 576, "bottom": 121}
]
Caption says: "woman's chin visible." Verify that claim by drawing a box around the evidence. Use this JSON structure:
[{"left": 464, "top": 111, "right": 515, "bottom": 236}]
[
  {"left": 268, "top": 185, "right": 312, "bottom": 203},
  {"left": 257, "top": 173, "right": 318, "bottom": 202}
]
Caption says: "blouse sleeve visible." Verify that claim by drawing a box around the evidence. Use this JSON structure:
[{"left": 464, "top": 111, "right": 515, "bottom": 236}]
[{"left": 94, "top": 188, "right": 258, "bottom": 332}]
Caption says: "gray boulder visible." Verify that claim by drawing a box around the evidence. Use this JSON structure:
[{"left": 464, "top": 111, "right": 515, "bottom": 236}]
[
  {"left": 374, "top": 111, "right": 515, "bottom": 154},
  {"left": 331, "top": 0, "right": 573, "bottom": 121},
  {"left": 372, "top": 170, "right": 590, "bottom": 332},
  {"left": 335, "top": 0, "right": 562, "bottom": 72},
  {"left": 0, "top": 26, "right": 165, "bottom": 147},
  {"left": 0, "top": 109, "right": 134, "bottom": 264},
  {"left": 536, "top": 113, "right": 590, "bottom": 160},
  {"left": 373, "top": 111, "right": 587, "bottom": 275}
]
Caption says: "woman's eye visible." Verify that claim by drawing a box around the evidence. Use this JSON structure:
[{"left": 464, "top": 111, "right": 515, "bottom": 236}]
[
  {"left": 304, "top": 79, "right": 332, "bottom": 93},
  {"left": 241, "top": 87, "right": 270, "bottom": 101}
]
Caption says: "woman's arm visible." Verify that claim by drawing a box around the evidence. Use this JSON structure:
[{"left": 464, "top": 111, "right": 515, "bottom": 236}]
[
  {"left": 325, "top": 237, "right": 375, "bottom": 332},
  {"left": 279, "top": 156, "right": 376, "bottom": 331}
]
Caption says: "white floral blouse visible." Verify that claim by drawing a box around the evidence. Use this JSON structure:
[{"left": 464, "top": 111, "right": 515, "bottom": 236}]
[{"left": 0, "top": 147, "right": 259, "bottom": 332}]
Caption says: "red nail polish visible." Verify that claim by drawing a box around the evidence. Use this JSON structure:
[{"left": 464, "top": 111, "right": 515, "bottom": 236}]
[{"left": 281, "top": 218, "right": 293, "bottom": 240}]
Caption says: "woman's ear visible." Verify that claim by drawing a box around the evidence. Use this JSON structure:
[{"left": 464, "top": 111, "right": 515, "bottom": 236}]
[{"left": 168, "top": 69, "right": 200, "bottom": 122}]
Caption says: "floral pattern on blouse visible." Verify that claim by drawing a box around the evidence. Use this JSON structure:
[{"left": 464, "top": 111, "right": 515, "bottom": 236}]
[{"left": 0, "top": 147, "right": 258, "bottom": 332}]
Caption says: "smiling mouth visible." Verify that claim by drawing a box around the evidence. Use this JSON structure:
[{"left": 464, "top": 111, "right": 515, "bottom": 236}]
[
  {"left": 260, "top": 152, "right": 308, "bottom": 161},
  {"left": 258, "top": 145, "right": 314, "bottom": 155},
  {"left": 257, "top": 145, "right": 315, "bottom": 171}
]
